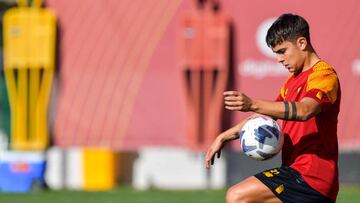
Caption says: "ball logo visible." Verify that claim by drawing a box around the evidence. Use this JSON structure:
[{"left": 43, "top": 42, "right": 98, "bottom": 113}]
[
  {"left": 256, "top": 18, "right": 276, "bottom": 59},
  {"left": 255, "top": 125, "right": 280, "bottom": 149}
]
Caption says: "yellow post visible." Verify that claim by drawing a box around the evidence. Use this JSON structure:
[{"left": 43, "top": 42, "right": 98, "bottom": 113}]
[
  {"left": 83, "top": 148, "right": 118, "bottom": 190},
  {"left": 3, "top": 1, "right": 56, "bottom": 150}
]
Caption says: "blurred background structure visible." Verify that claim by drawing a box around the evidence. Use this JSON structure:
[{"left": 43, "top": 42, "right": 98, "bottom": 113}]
[{"left": 0, "top": 0, "right": 359, "bottom": 198}]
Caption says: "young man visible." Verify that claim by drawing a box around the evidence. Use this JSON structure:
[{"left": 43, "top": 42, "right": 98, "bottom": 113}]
[{"left": 205, "top": 13, "right": 340, "bottom": 203}]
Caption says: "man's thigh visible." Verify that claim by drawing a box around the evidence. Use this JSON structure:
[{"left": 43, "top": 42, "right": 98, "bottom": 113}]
[
  {"left": 254, "top": 166, "right": 334, "bottom": 203},
  {"left": 227, "top": 176, "right": 281, "bottom": 203}
]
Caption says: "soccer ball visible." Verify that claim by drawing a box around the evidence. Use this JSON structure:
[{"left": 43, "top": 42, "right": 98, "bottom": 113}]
[{"left": 239, "top": 115, "right": 283, "bottom": 161}]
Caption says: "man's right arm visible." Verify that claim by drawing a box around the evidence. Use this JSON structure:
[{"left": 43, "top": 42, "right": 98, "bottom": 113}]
[{"left": 224, "top": 91, "right": 322, "bottom": 121}]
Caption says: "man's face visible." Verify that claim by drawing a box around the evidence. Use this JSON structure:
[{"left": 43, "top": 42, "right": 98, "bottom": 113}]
[{"left": 271, "top": 40, "right": 305, "bottom": 74}]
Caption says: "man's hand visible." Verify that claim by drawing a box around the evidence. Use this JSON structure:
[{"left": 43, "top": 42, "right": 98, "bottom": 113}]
[
  {"left": 205, "top": 136, "right": 224, "bottom": 169},
  {"left": 224, "top": 91, "right": 253, "bottom": 111}
]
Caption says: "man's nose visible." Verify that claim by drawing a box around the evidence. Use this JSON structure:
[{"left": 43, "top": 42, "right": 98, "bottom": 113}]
[{"left": 276, "top": 55, "right": 284, "bottom": 63}]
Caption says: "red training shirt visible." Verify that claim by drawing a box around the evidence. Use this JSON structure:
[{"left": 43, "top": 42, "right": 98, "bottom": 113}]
[{"left": 276, "top": 60, "right": 341, "bottom": 201}]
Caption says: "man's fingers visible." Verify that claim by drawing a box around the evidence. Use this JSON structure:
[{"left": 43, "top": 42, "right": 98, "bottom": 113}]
[
  {"left": 205, "top": 150, "right": 214, "bottom": 169},
  {"left": 224, "top": 96, "right": 240, "bottom": 101},
  {"left": 205, "top": 157, "right": 211, "bottom": 169},
  {"left": 225, "top": 106, "right": 240, "bottom": 111},
  {"left": 224, "top": 101, "right": 243, "bottom": 106},
  {"left": 207, "top": 156, "right": 214, "bottom": 167},
  {"left": 205, "top": 147, "right": 224, "bottom": 169},
  {"left": 224, "top": 91, "right": 239, "bottom": 96},
  {"left": 217, "top": 150, "right": 221, "bottom": 158}
]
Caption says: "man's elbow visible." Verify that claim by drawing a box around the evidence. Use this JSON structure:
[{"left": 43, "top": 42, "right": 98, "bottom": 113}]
[
  {"left": 296, "top": 113, "right": 312, "bottom": 121},
  {"left": 295, "top": 99, "right": 322, "bottom": 121},
  {"left": 296, "top": 108, "right": 318, "bottom": 121}
]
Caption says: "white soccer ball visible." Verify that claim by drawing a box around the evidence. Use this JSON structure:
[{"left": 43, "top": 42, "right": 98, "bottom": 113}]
[{"left": 239, "top": 115, "right": 283, "bottom": 161}]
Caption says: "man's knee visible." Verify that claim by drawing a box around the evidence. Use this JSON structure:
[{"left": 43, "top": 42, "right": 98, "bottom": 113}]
[{"left": 226, "top": 186, "right": 250, "bottom": 203}]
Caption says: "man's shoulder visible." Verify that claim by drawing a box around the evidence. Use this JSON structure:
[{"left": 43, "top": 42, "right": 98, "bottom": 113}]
[
  {"left": 312, "top": 60, "right": 335, "bottom": 72},
  {"left": 309, "top": 60, "right": 338, "bottom": 81},
  {"left": 306, "top": 60, "right": 339, "bottom": 104}
]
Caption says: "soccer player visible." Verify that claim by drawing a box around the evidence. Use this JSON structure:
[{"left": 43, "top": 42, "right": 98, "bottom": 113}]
[{"left": 205, "top": 13, "right": 340, "bottom": 203}]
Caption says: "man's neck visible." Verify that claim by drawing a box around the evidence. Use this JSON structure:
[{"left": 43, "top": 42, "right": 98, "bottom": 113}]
[{"left": 302, "top": 51, "right": 320, "bottom": 72}]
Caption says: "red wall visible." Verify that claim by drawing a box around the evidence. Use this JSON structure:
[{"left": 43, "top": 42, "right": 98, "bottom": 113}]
[{"left": 47, "top": 0, "right": 360, "bottom": 151}]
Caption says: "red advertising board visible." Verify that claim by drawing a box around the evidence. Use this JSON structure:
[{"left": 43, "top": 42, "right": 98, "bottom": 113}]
[{"left": 47, "top": 0, "right": 360, "bottom": 150}]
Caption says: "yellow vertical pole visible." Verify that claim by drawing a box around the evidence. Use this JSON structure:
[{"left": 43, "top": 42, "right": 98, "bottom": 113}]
[
  {"left": 17, "top": 68, "right": 28, "bottom": 149},
  {"left": 3, "top": 0, "right": 56, "bottom": 150},
  {"left": 29, "top": 68, "right": 39, "bottom": 146},
  {"left": 4, "top": 69, "right": 17, "bottom": 146},
  {"left": 34, "top": 68, "right": 54, "bottom": 149}
]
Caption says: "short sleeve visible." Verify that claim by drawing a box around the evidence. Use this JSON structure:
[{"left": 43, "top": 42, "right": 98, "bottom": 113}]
[{"left": 304, "top": 67, "right": 339, "bottom": 109}]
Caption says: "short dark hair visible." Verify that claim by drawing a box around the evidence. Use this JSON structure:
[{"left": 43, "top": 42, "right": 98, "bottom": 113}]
[{"left": 266, "top": 13, "right": 311, "bottom": 48}]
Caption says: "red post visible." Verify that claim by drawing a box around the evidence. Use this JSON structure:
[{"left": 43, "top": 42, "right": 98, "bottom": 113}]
[{"left": 177, "top": 1, "right": 230, "bottom": 151}]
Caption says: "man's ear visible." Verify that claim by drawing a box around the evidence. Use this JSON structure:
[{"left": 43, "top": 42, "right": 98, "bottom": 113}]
[{"left": 297, "top": 37, "right": 307, "bottom": 50}]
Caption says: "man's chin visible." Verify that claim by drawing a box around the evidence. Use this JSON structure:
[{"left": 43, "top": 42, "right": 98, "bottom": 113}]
[{"left": 288, "top": 69, "right": 298, "bottom": 75}]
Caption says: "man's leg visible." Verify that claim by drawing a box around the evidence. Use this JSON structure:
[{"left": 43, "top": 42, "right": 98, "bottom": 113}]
[{"left": 226, "top": 176, "right": 281, "bottom": 203}]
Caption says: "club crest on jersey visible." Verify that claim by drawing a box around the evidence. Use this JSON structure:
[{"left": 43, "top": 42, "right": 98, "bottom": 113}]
[{"left": 316, "top": 91, "right": 323, "bottom": 100}]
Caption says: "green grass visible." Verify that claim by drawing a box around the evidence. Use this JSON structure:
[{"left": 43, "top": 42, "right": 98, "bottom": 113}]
[
  {"left": 336, "top": 185, "right": 360, "bottom": 203},
  {"left": 0, "top": 185, "right": 359, "bottom": 203}
]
